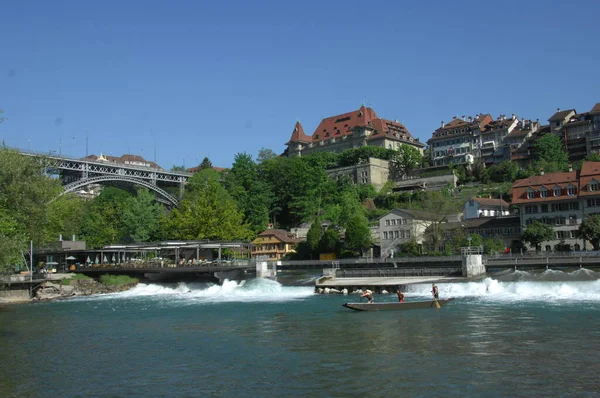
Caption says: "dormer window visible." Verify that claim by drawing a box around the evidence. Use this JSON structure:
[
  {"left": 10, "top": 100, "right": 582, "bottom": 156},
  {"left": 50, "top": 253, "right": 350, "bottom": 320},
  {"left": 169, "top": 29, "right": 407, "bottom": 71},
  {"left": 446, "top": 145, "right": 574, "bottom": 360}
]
[
  {"left": 527, "top": 189, "right": 535, "bottom": 199},
  {"left": 554, "top": 187, "right": 561, "bottom": 197},
  {"left": 567, "top": 186, "right": 576, "bottom": 196},
  {"left": 590, "top": 180, "right": 599, "bottom": 191},
  {"left": 540, "top": 187, "right": 548, "bottom": 198}
]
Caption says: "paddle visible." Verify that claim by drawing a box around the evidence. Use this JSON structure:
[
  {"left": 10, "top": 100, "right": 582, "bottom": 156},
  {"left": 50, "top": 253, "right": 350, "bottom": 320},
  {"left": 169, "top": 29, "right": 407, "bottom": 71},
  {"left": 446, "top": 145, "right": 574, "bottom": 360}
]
[{"left": 432, "top": 298, "right": 441, "bottom": 308}]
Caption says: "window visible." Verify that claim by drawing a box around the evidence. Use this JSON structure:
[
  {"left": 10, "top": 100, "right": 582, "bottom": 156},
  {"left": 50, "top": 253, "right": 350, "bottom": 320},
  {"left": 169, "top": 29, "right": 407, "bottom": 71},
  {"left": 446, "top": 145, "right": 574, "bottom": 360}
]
[
  {"left": 391, "top": 219, "right": 397, "bottom": 226},
  {"left": 540, "top": 188, "right": 548, "bottom": 198},
  {"left": 383, "top": 231, "right": 388, "bottom": 240},
  {"left": 589, "top": 182, "right": 599, "bottom": 192},
  {"left": 394, "top": 231, "right": 400, "bottom": 238},
  {"left": 588, "top": 198, "right": 600, "bottom": 207},
  {"left": 541, "top": 204, "right": 548, "bottom": 213},
  {"left": 569, "top": 202, "right": 579, "bottom": 210},
  {"left": 406, "top": 230, "right": 411, "bottom": 238},
  {"left": 527, "top": 190, "right": 534, "bottom": 199},
  {"left": 525, "top": 205, "right": 538, "bottom": 214},
  {"left": 554, "top": 188, "right": 561, "bottom": 197},
  {"left": 568, "top": 187, "right": 576, "bottom": 196},
  {"left": 385, "top": 220, "right": 390, "bottom": 226}
]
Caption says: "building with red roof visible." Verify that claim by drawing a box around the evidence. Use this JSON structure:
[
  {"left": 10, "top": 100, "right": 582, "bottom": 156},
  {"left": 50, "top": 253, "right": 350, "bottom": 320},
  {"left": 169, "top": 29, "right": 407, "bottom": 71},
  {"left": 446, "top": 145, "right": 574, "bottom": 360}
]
[
  {"left": 511, "top": 161, "right": 600, "bottom": 251},
  {"left": 285, "top": 105, "right": 424, "bottom": 157}
]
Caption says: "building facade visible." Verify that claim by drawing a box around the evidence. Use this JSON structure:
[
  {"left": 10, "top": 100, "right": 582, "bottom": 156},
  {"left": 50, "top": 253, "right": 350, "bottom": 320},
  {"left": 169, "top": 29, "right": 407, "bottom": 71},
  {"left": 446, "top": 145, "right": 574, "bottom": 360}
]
[
  {"left": 325, "top": 158, "right": 390, "bottom": 190},
  {"left": 442, "top": 217, "right": 521, "bottom": 251},
  {"left": 378, "top": 208, "right": 437, "bottom": 257},
  {"left": 511, "top": 162, "right": 600, "bottom": 251},
  {"left": 464, "top": 197, "right": 511, "bottom": 220},
  {"left": 251, "top": 228, "right": 301, "bottom": 260},
  {"left": 285, "top": 106, "right": 425, "bottom": 157}
]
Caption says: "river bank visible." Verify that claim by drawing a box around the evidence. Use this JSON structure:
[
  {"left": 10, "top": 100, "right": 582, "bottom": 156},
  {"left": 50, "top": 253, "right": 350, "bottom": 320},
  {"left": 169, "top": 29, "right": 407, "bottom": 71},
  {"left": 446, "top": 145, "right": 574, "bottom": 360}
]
[{"left": 0, "top": 274, "right": 139, "bottom": 304}]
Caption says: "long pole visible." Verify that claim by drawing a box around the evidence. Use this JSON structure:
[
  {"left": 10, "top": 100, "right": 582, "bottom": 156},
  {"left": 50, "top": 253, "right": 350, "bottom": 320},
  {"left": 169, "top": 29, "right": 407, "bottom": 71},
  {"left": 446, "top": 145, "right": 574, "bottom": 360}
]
[{"left": 30, "top": 240, "right": 33, "bottom": 281}]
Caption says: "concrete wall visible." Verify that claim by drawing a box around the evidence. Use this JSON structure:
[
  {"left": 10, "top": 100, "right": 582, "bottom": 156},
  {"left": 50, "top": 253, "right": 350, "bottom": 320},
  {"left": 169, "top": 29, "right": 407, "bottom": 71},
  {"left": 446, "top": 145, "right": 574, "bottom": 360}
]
[{"left": 0, "top": 289, "right": 30, "bottom": 303}]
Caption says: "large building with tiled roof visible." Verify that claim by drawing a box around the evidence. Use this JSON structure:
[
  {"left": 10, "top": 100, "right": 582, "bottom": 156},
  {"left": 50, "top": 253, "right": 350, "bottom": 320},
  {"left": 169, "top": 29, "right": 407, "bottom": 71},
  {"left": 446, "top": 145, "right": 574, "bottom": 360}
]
[
  {"left": 427, "top": 114, "right": 493, "bottom": 166},
  {"left": 285, "top": 105, "right": 425, "bottom": 158},
  {"left": 543, "top": 103, "right": 600, "bottom": 161},
  {"left": 82, "top": 153, "right": 163, "bottom": 170},
  {"left": 511, "top": 161, "right": 600, "bottom": 251},
  {"left": 250, "top": 226, "right": 302, "bottom": 260}
]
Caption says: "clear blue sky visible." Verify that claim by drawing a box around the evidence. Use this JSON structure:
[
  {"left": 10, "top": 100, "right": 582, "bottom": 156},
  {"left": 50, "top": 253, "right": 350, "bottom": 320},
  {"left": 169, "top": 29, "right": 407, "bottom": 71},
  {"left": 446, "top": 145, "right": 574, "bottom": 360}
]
[{"left": 1, "top": 0, "right": 599, "bottom": 169}]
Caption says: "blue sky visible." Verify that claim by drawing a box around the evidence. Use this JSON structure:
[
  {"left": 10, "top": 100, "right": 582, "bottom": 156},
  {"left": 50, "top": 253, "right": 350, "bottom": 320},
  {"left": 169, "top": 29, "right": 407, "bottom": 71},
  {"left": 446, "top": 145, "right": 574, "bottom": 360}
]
[{"left": 1, "top": 0, "right": 599, "bottom": 169}]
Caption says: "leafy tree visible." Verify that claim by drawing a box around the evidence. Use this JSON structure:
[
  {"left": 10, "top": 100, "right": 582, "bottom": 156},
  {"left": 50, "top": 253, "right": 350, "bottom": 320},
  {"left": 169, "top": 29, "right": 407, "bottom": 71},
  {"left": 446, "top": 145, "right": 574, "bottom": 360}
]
[
  {"left": 122, "top": 189, "right": 163, "bottom": 242},
  {"left": 389, "top": 145, "right": 422, "bottom": 179},
  {"left": 0, "top": 147, "right": 63, "bottom": 272},
  {"left": 343, "top": 214, "right": 371, "bottom": 255},
  {"left": 487, "top": 161, "right": 519, "bottom": 183},
  {"left": 171, "top": 165, "right": 186, "bottom": 172},
  {"left": 257, "top": 147, "right": 278, "bottom": 164},
  {"left": 398, "top": 239, "right": 420, "bottom": 256},
  {"left": 483, "top": 236, "right": 505, "bottom": 254},
  {"left": 199, "top": 157, "right": 213, "bottom": 170},
  {"left": 162, "top": 169, "right": 252, "bottom": 240},
  {"left": 584, "top": 153, "right": 600, "bottom": 162},
  {"left": 306, "top": 218, "right": 323, "bottom": 254},
  {"left": 521, "top": 221, "right": 555, "bottom": 251},
  {"left": 80, "top": 187, "right": 132, "bottom": 248},
  {"left": 578, "top": 215, "right": 600, "bottom": 250},
  {"left": 338, "top": 146, "right": 396, "bottom": 167},
  {"left": 44, "top": 194, "right": 87, "bottom": 242},
  {"left": 319, "top": 225, "right": 340, "bottom": 254},
  {"left": 532, "top": 134, "right": 569, "bottom": 171}
]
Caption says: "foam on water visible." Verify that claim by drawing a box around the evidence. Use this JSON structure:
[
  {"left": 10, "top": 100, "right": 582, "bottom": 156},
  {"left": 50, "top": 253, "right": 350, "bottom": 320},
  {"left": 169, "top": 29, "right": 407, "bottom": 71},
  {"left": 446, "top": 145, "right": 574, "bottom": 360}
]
[
  {"left": 78, "top": 278, "right": 314, "bottom": 304},
  {"left": 405, "top": 269, "right": 600, "bottom": 303}
]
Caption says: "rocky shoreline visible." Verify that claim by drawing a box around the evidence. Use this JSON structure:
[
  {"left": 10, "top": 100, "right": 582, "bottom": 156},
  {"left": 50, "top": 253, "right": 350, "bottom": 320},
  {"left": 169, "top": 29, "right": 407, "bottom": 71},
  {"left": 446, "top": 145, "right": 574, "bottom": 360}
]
[{"left": 34, "top": 279, "right": 138, "bottom": 301}]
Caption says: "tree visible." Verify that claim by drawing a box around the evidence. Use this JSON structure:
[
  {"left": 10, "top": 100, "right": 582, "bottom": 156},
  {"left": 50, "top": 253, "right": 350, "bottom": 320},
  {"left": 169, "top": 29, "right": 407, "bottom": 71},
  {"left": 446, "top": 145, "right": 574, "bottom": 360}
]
[
  {"left": 162, "top": 169, "right": 252, "bottom": 240},
  {"left": 578, "top": 215, "right": 600, "bottom": 250},
  {"left": 122, "top": 189, "right": 163, "bottom": 242},
  {"left": 257, "top": 147, "right": 278, "bottom": 164},
  {"left": 389, "top": 145, "right": 422, "bottom": 180},
  {"left": 532, "top": 134, "right": 569, "bottom": 171},
  {"left": 80, "top": 187, "right": 132, "bottom": 248},
  {"left": 199, "top": 157, "right": 213, "bottom": 170},
  {"left": 585, "top": 153, "right": 600, "bottom": 162},
  {"left": 171, "top": 165, "right": 186, "bottom": 172},
  {"left": 343, "top": 214, "right": 372, "bottom": 256},
  {"left": 487, "top": 161, "right": 519, "bottom": 183},
  {"left": 319, "top": 225, "right": 340, "bottom": 254},
  {"left": 44, "top": 194, "right": 87, "bottom": 243},
  {"left": 521, "top": 221, "right": 555, "bottom": 251},
  {"left": 306, "top": 218, "right": 323, "bottom": 255}
]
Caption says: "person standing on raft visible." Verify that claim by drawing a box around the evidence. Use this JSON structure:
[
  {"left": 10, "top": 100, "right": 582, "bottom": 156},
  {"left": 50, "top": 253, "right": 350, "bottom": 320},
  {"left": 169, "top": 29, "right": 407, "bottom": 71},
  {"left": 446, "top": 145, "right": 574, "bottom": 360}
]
[{"left": 360, "top": 289, "right": 374, "bottom": 303}]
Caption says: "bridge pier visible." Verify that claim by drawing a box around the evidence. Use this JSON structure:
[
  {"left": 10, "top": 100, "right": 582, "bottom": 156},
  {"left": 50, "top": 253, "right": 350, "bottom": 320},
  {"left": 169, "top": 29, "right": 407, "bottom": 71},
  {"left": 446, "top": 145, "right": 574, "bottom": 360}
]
[
  {"left": 213, "top": 269, "right": 246, "bottom": 284},
  {"left": 461, "top": 246, "right": 486, "bottom": 278},
  {"left": 256, "top": 261, "right": 276, "bottom": 279}
]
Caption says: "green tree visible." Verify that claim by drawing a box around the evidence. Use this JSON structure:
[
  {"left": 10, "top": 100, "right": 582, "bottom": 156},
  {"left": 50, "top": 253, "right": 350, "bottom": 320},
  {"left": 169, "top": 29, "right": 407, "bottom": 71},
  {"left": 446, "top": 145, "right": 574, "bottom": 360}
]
[
  {"left": 80, "top": 187, "right": 132, "bottom": 248},
  {"left": 319, "top": 225, "right": 340, "bottom": 254},
  {"left": 44, "top": 194, "right": 87, "bottom": 242},
  {"left": 122, "top": 189, "right": 163, "bottom": 242},
  {"left": 343, "top": 214, "right": 372, "bottom": 256},
  {"left": 578, "top": 215, "right": 600, "bottom": 250},
  {"left": 257, "top": 147, "right": 278, "bottom": 164},
  {"left": 306, "top": 218, "right": 323, "bottom": 255},
  {"left": 532, "top": 134, "right": 569, "bottom": 171},
  {"left": 162, "top": 169, "right": 252, "bottom": 240},
  {"left": 521, "top": 221, "right": 555, "bottom": 251},
  {"left": 487, "top": 161, "right": 519, "bottom": 183},
  {"left": 171, "top": 165, "right": 186, "bottom": 172},
  {"left": 389, "top": 145, "right": 422, "bottom": 179},
  {"left": 585, "top": 153, "right": 600, "bottom": 162},
  {"left": 199, "top": 157, "right": 213, "bottom": 170}
]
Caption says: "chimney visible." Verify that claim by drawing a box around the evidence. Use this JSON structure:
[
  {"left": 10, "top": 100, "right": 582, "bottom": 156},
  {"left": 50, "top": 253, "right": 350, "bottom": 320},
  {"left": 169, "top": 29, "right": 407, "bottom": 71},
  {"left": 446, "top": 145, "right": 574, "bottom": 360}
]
[
  {"left": 569, "top": 164, "right": 573, "bottom": 172},
  {"left": 462, "top": 115, "right": 466, "bottom": 121},
  {"left": 522, "top": 119, "right": 526, "bottom": 129},
  {"left": 540, "top": 168, "right": 544, "bottom": 176},
  {"left": 453, "top": 116, "right": 457, "bottom": 120},
  {"left": 468, "top": 116, "right": 473, "bottom": 122},
  {"left": 512, "top": 114, "right": 516, "bottom": 120},
  {"left": 557, "top": 108, "right": 561, "bottom": 112},
  {"left": 59, "top": 234, "right": 62, "bottom": 241},
  {"left": 441, "top": 120, "right": 445, "bottom": 128}
]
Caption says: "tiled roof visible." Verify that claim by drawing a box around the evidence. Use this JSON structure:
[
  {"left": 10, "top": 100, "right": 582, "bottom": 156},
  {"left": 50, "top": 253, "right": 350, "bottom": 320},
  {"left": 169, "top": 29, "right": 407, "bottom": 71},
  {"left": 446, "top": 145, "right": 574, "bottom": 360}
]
[
  {"left": 506, "top": 129, "right": 531, "bottom": 138},
  {"left": 286, "top": 106, "right": 420, "bottom": 145},
  {"left": 512, "top": 170, "right": 579, "bottom": 204},
  {"left": 443, "top": 216, "right": 520, "bottom": 230},
  {"left": 471, "top": 197, "right": 510, "bottom": 208},
  {"left": 285, "top": 121, "right": 311, "bottom": 145},
  {"left": 82, "top": 154, "right": 162, "bottom": 170},
  {"left": 384, "top": 208, "right": 440, "bottom": 222},
  {"left": 256, "top": 228, "right": 301, "bottom": 243},
  {"left": 186, "top": 165, "right": 227, "bottom": 174},
  {"left": 578, "top": 161, "right": 600, "bottom": 197},
  {"left": 589, "top": 102, "right": 600, "bottom": 115},
  {"left": 548, "top": 109, "right": 575, "bottom": 122}
]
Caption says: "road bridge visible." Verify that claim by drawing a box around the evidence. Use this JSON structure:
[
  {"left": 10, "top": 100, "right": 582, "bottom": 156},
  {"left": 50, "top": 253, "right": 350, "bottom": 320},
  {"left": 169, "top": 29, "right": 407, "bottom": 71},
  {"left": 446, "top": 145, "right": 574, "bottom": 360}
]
[{"left": 18, "top": 148, "right": 191, "bottom": 206}]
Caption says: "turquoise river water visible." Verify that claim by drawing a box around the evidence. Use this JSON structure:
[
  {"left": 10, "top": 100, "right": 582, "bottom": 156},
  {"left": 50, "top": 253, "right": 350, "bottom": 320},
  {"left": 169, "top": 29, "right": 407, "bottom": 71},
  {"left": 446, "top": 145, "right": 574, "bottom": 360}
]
[{"left": 1, "top": 269, "right": 600, "bottom": 397}]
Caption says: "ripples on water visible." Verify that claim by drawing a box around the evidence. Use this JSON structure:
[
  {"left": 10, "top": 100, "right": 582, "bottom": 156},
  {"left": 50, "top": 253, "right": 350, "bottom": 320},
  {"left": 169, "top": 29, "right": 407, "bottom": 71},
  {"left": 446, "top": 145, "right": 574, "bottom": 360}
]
[{"left": 1, "top": 270, "right": 600, "bottom": 397}]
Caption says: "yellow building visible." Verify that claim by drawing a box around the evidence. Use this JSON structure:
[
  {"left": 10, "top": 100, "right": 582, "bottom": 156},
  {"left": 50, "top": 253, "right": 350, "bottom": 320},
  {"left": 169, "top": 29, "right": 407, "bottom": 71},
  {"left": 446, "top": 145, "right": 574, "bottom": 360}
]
[{"left": 251, "top": 228, "right": 301, "bottom": 260}]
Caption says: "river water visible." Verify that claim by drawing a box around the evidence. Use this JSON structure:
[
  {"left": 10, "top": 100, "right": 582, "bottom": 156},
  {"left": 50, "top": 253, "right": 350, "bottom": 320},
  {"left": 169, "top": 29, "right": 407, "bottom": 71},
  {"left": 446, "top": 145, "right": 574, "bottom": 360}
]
[{"left": 1, "top": 269, "right": 600, "bottom": 397}]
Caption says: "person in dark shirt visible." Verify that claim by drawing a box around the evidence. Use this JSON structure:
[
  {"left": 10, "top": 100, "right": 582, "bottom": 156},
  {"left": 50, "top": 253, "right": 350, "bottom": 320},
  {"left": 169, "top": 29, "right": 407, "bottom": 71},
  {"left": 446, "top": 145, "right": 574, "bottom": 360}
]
[
  {"left": 397, "top": 290, "right": 405, "bottom": 303},
  {"left": 432, "top": 283, "right": 439, "bottom": 300}
]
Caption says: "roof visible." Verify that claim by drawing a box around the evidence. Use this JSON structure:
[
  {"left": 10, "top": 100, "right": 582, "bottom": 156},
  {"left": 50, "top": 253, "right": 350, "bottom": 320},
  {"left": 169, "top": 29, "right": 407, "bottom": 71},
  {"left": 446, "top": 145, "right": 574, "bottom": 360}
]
[
  {"left": 82, "top": 153, "right": 162, "bottom": 170},
  {"left": 255, "top": 228, "right": 301, "bottom": 244},
  {"left": 506, "top": 129, "right": 531, "bottom": 138},
  {"left": 285, "top": 121, "right": 311, "bottom": 145},
  {"left": 470, "top": 197, "right": 510, "bottom": 208},
  {"left": 382, "top": 208, "right": 440, "bottom": 222},
  {"left": 443, "top": 216, "right": 521, "bottom": 231},
  {"left": 186, "top": 165, "right": 227, "bottom": 173},
  {"left": 589, "top": 102, "right": 600, "bottom": 115},
  {"left": 512, "top": 170, "right": 579, "bottom": 204},
  {"left": 286, "top": 106, "right": 421, "bottom": 146},
  {"left": 548, "top": 109, "right": 575, "bottom": 122},
  {"left": 429, "top": 114, "right": 493, "bottom": 141}
]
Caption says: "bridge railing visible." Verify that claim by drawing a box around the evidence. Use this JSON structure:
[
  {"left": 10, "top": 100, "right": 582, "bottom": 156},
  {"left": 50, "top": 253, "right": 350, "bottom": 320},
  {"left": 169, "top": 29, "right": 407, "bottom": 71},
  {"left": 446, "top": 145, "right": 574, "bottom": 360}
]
[
  {"left": 276, "top": 256, "right": 462, "bottom": 268},
  {"left": 336, "top": 267, "right": 462, "bottom": 278}
]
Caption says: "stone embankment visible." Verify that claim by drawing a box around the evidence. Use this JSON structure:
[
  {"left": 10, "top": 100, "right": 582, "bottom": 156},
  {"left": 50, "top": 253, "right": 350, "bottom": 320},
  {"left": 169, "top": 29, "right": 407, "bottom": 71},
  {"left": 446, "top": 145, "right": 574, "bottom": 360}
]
[{"left": 34, "top": 279, "right": 138, "bottom": 301}]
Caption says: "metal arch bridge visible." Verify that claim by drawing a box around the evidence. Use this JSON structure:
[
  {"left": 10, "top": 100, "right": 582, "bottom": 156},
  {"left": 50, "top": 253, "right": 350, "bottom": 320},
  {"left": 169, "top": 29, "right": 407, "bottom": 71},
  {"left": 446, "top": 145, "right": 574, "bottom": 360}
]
[
  {"left": 20, "top": 150, "right": 191, "bottom": 206},
  {"left": 60, "top": 175, "right": 180, "bottom": 206}
]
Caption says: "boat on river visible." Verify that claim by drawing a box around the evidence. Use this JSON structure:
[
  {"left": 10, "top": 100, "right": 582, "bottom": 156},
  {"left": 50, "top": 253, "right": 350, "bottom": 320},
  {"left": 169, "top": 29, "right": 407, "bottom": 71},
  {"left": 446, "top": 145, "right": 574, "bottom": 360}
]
[{"left": 343, "top": 298, "right": 454, "bottom": 311}]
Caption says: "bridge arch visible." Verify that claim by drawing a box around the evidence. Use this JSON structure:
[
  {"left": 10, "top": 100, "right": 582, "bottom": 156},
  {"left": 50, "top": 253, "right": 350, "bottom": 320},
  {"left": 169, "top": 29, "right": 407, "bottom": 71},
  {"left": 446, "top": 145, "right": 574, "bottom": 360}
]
[{"left": 59, "top": 175, "right": 179, "bottom": 206}]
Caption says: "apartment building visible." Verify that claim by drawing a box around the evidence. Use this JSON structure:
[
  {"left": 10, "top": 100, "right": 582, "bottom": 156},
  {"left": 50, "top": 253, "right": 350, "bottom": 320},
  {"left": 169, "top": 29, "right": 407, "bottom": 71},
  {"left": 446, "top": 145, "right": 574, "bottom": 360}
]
[
  {"left": 378, "top": 209, "right": 438, "bottom": 257},
  {"left": 511, "top": 162, "right": 600, "bottom": 251},
  {"left": 464, "top": 197, "right": 511, "bottom": 220}
]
